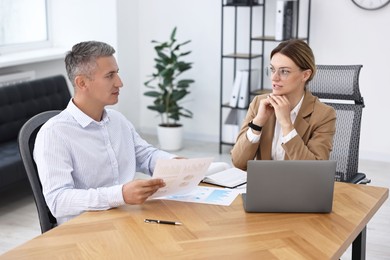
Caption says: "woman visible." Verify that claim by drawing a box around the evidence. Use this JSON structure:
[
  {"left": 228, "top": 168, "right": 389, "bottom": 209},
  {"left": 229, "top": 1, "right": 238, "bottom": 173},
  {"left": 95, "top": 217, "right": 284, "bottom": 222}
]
[{"left": 231, "top": 39, "right": 336, "bottom": 170}]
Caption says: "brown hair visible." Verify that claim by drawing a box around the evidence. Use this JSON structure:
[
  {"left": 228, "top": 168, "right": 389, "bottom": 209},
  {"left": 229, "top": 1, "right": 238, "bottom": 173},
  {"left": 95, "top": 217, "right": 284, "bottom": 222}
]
[{"left": 270, "top": 39, "right": 316, "bottom": 82}]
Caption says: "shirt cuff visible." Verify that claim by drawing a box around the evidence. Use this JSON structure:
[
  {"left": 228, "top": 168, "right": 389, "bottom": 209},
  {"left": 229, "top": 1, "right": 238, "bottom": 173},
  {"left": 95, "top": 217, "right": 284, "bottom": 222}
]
[
  {"left": 246, "top": 128, "right": 261, "bottom": 143},
  {"left": 282, "top": 128, "right": 298, "bottom": 144},
  {"left": 106, "top": 184, "right": 126, "bottom": 207}
]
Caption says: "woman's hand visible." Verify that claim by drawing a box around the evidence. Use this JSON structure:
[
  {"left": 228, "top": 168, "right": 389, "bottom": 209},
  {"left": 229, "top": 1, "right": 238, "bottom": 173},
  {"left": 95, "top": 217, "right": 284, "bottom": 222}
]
[
  {"left": 253, "top": 96, "right": 275, "bottom": 127},
  {"left": 267, "top": 94, "right": 294, "bottom": 135}
]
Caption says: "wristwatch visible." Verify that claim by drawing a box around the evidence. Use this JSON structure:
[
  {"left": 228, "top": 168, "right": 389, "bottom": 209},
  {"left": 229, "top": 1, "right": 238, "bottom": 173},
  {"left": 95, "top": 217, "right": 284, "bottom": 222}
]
[{"left": 248, "top": 120, "right": 262, "bottom": 131}]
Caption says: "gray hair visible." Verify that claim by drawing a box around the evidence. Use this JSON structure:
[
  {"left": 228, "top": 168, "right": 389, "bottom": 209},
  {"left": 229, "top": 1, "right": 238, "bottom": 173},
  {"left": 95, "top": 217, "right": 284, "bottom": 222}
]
[{"left": 65, "top": 41, "right": 116, "bottom": 87}]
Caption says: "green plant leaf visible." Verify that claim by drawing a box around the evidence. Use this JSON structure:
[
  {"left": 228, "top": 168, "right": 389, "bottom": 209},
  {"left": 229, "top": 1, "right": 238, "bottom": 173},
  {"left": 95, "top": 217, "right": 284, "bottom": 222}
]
[
  {"left": 144, "top": 26, "right": 194, "bottom": 125},
  {"left": 178, "top": 79, "right": 194, "bottom": 84},
  {"left": 179, "top": 40, "right": 191, "bottom": 46},
  {"left": 179, "top": 51, "right": 191, "bottom": 57},
  {"left": 177, "top": 79, "right": 194, "bottom": 88},
  {"left": 147, "top": 104, "right": 165, "bottom": 113},
  {"left": 171, "top": 89, "right": 189, "bottom": 101},
  {"left": 176, "top": 62, "right": 192, "bottom": 72},
  {"left": 170, "top": 27, "right": 177, "bottom": 41},
  {"left": 144, "top": 91, "right": 161, "bottom": 97}
]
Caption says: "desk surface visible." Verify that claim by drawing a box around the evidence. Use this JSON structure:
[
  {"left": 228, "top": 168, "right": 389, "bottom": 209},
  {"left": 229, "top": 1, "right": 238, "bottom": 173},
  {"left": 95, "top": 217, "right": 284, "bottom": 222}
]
[{"left": 1, "top": 182, "right": 388, "bottom": 260}]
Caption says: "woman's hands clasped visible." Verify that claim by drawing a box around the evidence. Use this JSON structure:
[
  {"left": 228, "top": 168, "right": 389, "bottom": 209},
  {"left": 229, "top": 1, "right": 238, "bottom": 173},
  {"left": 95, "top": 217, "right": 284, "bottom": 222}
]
[{"left": 254, "top": 94, "right": 294, "bottom": 135}]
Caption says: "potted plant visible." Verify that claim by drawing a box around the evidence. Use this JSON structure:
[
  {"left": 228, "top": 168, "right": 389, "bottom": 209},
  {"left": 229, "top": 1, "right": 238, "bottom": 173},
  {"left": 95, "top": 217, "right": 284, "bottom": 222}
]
[{"left": 144, "top": 27, "right": 194, "bottom": 151}]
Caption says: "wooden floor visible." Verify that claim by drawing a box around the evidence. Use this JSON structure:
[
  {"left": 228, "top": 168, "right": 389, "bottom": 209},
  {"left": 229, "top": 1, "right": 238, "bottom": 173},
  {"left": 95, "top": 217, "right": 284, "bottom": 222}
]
[{"left": 0, "top": 136, "right": 389, "bottom": 259}]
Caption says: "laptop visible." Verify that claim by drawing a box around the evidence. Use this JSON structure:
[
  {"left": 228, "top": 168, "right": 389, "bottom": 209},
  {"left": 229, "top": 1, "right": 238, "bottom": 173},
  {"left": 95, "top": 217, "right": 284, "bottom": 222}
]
[{"left": 242, "top": 160, "right": 336, "bottom": 213}]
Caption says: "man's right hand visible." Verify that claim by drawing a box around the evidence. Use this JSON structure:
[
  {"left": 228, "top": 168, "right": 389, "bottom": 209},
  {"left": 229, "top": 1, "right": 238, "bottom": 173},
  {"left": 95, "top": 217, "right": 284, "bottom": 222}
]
[{"left": 122, "top": 179, "right": 166, "bottom": 204}]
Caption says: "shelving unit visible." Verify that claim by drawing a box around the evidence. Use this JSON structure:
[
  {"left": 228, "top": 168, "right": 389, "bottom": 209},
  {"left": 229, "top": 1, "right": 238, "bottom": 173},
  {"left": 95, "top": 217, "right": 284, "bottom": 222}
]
[{"left": 219, "top": 0, "right": 311, "bottom": 153}]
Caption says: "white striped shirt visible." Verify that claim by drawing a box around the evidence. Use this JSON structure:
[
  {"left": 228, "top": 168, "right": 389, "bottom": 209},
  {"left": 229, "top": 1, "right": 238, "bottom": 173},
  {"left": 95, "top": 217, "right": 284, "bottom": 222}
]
[{"left": 34, "top": 100, "right": 174, "bottom": 225}]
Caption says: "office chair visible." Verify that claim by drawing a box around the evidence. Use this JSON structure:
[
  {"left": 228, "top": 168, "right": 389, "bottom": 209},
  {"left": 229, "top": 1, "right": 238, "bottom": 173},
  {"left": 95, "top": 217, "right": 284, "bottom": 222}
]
[
  {"left": 307, "top": 65, "right": 370, "bottom": 184},
  {"left": 18, "top": 110, "right": 61, "bottom": 233}
]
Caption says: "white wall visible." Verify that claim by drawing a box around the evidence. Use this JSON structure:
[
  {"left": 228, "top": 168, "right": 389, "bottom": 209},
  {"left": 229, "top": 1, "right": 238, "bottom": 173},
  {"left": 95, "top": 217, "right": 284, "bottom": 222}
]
[
  {"left": 309, "top": 0, "right": 390, "bottom": 162},
  {"left": 134, "top": 0, "right": 390, "bottom": 162},
  {"left": 50, "top": 0, "right": 118, "bottom": 51},
  {"left": 136, "top": 0, "right": 221, "bottom": 139},
  {"left": 116, "top": 1, "right": 140, "bottom": 125},
  {"left": 1, "top": 0, "right": 389, "bottom": 162}
]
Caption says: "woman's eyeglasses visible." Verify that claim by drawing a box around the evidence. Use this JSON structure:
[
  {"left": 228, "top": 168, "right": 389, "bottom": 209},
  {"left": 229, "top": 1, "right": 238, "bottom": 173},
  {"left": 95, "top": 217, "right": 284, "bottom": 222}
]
[{"left": 265, "top": 66, "right": 300, "bottom": 80}]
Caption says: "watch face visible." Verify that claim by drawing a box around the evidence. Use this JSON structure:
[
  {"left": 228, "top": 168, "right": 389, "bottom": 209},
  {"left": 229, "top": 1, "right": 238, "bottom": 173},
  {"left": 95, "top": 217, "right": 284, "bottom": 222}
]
[{"left": 352, "top": 0, "right": 390, "bottom": 10}]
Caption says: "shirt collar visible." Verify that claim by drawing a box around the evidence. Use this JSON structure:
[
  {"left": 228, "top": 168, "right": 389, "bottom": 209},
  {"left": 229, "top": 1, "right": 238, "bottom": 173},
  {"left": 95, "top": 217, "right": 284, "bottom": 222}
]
[
  {"left": 291, "top": 94, "right": 305, "bottom": 117},
  {"left": 66, "top": 99, "right": 109, "bottom": 128}
]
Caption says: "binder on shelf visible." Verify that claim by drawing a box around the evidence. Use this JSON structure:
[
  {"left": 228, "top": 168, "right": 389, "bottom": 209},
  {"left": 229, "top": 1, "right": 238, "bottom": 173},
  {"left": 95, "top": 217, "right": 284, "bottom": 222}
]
[
  {"left": 222, "top": 109, "right": 239, "bottom": 143},
  {"left": 237, "top": 70, "right": 249, "bottom": 108},
  {"left": 237, "top": 69, "right": 259, "bottom": 108},
  {"left": 222, "top": 109, "right": 247, "bottom": 143},
  {"left": 229, "top": 70, "right": 243, "bottom": 107},
  {"left": 275, "top": 0, "right": 297, "bottom": 41}
]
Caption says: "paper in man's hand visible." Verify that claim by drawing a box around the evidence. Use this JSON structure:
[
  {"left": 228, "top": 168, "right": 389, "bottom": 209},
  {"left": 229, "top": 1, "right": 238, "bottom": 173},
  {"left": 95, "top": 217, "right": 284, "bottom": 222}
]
[{"left": 149, "top": 157, "right": 214, "bottom": 199}]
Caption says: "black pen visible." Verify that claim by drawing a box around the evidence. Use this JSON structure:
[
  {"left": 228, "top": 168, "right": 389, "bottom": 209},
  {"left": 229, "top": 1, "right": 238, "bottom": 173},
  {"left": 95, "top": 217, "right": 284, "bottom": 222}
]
[{"left": 144, "top": 219, "right": 182, "bottom": 225}]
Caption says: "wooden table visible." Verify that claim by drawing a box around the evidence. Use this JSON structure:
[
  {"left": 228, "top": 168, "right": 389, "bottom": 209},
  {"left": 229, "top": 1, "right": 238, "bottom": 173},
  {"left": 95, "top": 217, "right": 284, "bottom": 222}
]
[{"left": 1, "top": 182, "right": 388, "bottom": 260}]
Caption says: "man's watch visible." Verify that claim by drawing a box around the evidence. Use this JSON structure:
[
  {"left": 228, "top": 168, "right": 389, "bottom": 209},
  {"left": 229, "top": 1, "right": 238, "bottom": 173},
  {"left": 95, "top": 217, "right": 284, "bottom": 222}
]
[{"left": 248, "top": 120, "right": 262, "bottom": 131}]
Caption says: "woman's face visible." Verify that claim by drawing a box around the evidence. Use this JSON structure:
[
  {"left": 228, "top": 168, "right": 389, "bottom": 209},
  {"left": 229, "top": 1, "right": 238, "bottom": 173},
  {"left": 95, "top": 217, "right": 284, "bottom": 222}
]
[{"left": 269, "top": 53, "right": 310, "bottom": 99}]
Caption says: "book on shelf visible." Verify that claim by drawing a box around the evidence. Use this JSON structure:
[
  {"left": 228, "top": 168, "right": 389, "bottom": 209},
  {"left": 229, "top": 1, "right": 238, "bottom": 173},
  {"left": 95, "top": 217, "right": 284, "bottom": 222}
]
[
  {"left": 203, "top": 162, "right": 247, "bottom": 189},
  {"left": 275, "top": 0, "right": 297, "bottom": 41}
]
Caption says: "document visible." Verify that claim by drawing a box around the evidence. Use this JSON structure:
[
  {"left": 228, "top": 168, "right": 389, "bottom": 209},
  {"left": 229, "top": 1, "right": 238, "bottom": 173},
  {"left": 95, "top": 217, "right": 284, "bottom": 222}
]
[
  {"left": 203, "top": 162, "right": 247, "bottom": 189},
  {"left": 160, "top": 186, "right": 240, "bottom": 206},
  {"left": 149, "top": 157, "right": 214, "bottom": 199}
]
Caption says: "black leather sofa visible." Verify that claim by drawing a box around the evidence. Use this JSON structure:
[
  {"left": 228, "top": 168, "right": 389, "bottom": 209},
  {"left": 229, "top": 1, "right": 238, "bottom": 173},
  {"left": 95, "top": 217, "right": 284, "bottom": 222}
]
[{"left": 0, "top": 75, "right": 71, "bottom": 191}]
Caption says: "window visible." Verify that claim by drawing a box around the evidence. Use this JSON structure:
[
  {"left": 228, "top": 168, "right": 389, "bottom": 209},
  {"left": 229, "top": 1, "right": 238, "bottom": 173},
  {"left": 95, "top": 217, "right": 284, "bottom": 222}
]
[{"left": 0, "top": 0, "right": 50, "bottom": 54}]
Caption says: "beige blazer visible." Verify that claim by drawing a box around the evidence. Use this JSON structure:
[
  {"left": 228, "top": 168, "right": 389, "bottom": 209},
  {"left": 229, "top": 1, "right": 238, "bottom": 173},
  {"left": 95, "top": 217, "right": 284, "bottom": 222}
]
[{"left": 231, "top": 90, "right": 336, "bottom": 170}]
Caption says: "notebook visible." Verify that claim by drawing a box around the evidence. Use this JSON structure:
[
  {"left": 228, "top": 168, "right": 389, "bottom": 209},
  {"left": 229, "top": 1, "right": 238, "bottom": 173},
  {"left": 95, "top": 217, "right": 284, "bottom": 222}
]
[
  {"left": 202, "top": 162, "right": 247, "bottom": 189},
  {"left": 242, "top": 160, "right": 336, "bottom": 213}
]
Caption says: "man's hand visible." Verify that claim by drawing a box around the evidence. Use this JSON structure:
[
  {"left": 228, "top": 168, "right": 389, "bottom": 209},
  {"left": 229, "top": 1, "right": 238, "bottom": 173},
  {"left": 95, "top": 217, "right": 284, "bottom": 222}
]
[{"left": 122, "top": 179, "right": 166, "bottom": 204}]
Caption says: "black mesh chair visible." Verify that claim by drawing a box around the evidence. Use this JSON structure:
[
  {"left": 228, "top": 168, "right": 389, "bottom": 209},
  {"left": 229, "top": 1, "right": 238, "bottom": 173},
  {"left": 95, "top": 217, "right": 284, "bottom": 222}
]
[
  {"left": 307, "top": 65, "right": 370, "bottom": 184},
  {"left": 18, "top": 110, "right": 61, "bottom": 233}
]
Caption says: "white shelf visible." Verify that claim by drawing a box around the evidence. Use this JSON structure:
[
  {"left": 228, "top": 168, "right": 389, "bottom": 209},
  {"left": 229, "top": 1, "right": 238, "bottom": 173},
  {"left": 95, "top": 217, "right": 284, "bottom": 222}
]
[{"left": 0, "top": 48, "right": 67, "bottom": 68}]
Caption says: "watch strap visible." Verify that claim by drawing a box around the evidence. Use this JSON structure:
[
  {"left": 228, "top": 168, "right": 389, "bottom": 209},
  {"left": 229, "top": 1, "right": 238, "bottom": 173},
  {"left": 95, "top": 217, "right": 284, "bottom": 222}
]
[{"left": 248, "top": 120, "right": 262, "bottom": 131}]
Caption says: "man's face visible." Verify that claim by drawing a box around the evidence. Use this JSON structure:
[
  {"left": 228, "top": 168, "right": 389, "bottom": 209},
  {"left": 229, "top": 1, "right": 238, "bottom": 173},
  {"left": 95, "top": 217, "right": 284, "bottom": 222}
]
[{"left": 84, "top": 56, "right": 123, "bottom": 107}]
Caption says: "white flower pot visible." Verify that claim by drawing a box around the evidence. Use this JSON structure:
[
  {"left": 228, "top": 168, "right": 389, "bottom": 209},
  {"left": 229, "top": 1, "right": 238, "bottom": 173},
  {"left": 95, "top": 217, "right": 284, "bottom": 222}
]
[{"left": 157, "top": 125, "right": 183, "bottom": 151}]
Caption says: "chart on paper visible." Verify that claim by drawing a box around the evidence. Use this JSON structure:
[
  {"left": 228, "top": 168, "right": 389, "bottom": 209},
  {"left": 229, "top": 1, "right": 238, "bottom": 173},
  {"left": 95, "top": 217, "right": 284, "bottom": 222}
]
[{"left": 160, "top": 186, "right": 240, "bottom": 206}]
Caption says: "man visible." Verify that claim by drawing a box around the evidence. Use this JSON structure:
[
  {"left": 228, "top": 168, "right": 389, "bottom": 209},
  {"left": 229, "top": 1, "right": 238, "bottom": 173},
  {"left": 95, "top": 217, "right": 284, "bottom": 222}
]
[{"left": 34, "top": 41, "right": 175, "bottom": 225}]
